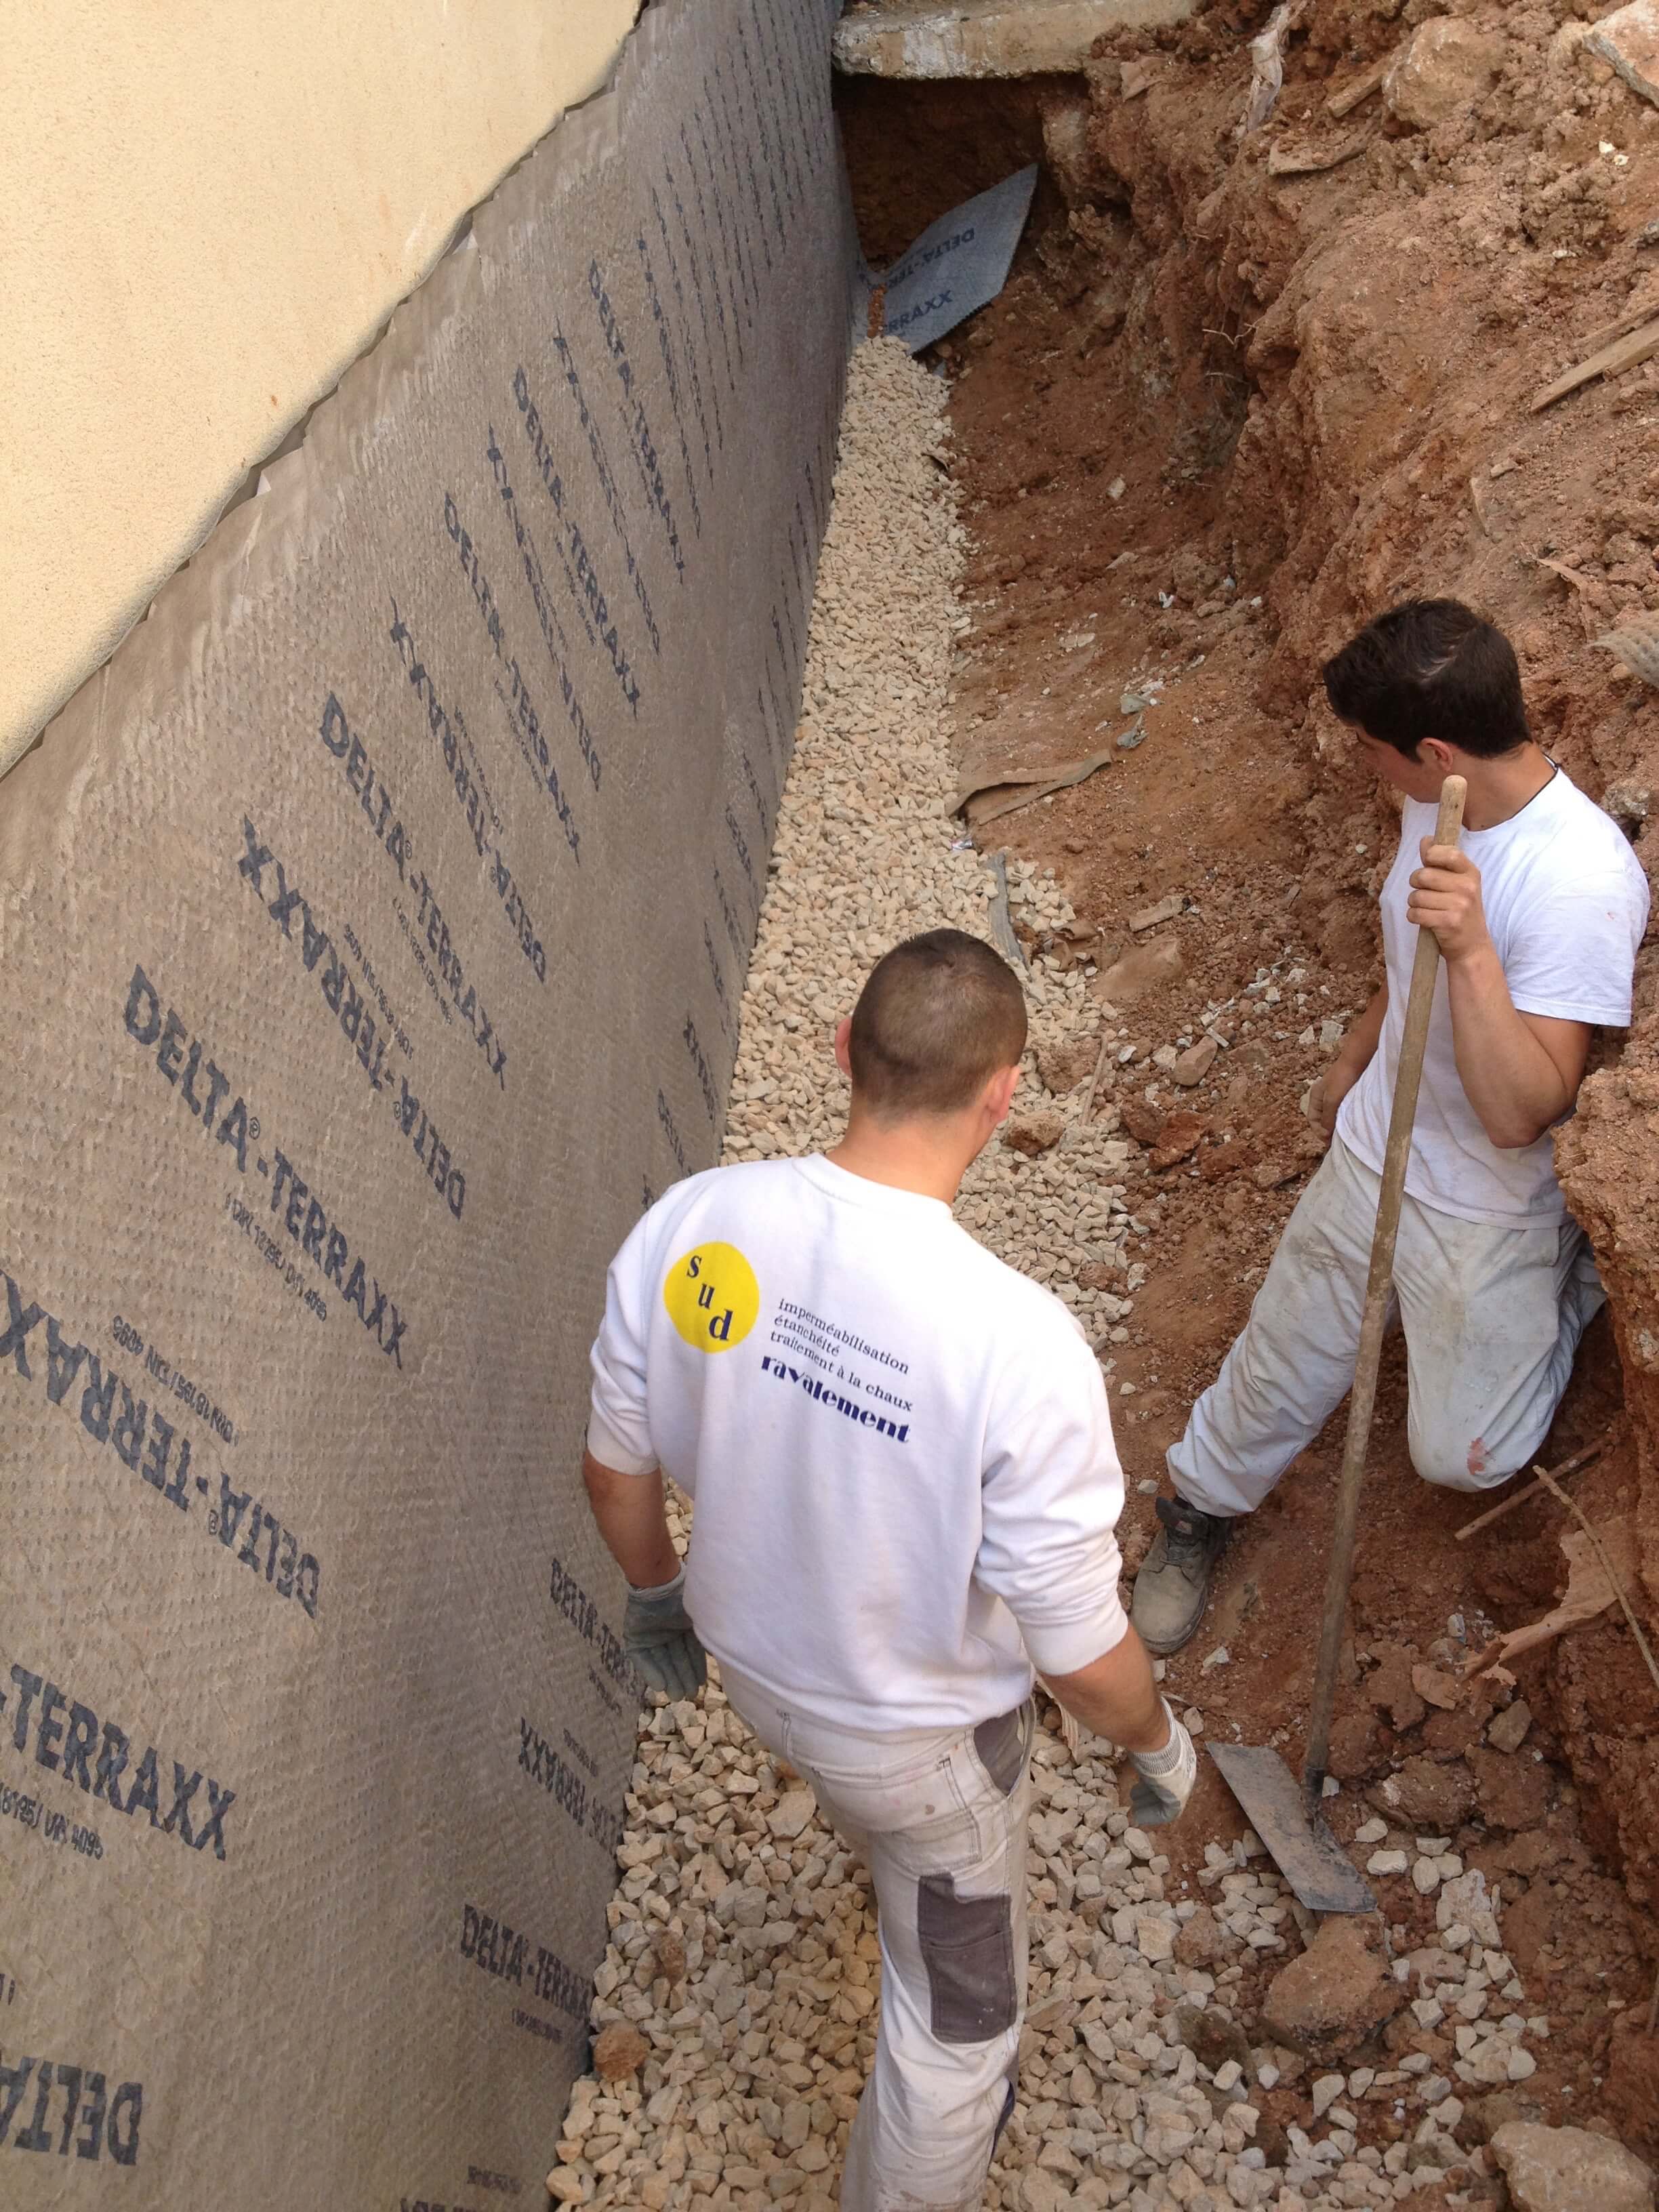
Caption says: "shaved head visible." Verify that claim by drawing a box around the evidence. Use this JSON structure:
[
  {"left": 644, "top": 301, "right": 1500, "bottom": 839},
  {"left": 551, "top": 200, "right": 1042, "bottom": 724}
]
[{"left": 848, "top": 930, "right": 1027, "bottom": 1119}]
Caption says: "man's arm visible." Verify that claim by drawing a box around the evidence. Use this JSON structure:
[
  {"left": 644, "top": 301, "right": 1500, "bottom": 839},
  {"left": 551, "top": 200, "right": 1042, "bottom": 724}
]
[
  {"left": 1311, "top": 982, "right": 1388, "bottom": 1141},
  {"left": 583, "top": 1451, "right": 706, "bottom": 1699},
  {"left": 1410, "top": 841, "right": 1589, "bottom": 1148},
  {"left": 1042, "top": 1623, "right": 1168, "bottom": 1750},
  {"left": 584, "top": 1217, "right": 706, "bottom": 1699},
  {"left": 975, "top": 1333, "right": 1196, "bottom": 1820},
  {"left": 583, "top": 1450, "right": 680, "bottom": 1588},
  {"left": 1045, "top": 1627, "right": 1197, "bottom": 1826}
]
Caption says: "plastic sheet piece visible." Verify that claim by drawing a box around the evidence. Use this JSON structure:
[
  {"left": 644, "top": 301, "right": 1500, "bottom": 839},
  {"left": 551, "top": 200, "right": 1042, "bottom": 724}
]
[{"left": 875, "top": 163, "right": 1039, "bottom": 351}]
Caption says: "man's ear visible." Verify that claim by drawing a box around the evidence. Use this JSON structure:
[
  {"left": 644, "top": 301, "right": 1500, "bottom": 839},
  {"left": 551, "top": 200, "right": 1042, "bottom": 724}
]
[
  {"left": 985, "top": 1063, "right": 1021, "bottom": 1124},
  {"left": 1418, "top": 736, "right": 1458, "bottom": 775},
  {"left": 834, "top": 1017, "right": 853, "bottom": 1078}
]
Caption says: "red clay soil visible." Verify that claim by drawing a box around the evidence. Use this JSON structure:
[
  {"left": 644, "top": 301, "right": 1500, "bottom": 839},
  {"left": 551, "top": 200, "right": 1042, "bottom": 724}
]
[{"left": 842, "top": 0, "right": 1659, "bottom": 2154}]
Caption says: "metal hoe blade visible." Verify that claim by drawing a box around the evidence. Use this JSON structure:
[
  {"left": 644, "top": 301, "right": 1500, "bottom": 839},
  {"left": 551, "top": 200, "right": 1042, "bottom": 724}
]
[{"left": 1208, "top": 1743, "right": 1375, "bottom": 1916}]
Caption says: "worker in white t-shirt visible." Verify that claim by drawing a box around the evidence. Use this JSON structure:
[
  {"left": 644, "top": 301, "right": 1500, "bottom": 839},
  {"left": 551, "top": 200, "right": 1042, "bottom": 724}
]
[
  {"left": 1134, "top": 598, "right": 1650, "bottom": 1656},
  {"left": 583, "top": 928, "right": 1197, "bottom": 2212}
]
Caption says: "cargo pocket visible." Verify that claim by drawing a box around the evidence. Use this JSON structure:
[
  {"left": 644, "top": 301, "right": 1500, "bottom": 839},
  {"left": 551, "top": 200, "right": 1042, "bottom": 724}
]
[
  {"left": 917, "top": 1874, "right": 1017, "bottom": 2045},
  {"left": 971, "top": 1701, "right": 1033, "bottom": 1796}
]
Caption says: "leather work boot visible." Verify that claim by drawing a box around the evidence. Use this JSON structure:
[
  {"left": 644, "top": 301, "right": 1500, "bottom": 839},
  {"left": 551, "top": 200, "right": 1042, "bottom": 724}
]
[{"left": 1131, "top": 1496, "right": 1231, "bottom": 1656}]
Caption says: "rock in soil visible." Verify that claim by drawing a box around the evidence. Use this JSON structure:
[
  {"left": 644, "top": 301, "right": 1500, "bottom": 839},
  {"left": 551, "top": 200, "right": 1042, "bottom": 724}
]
[
  {"left": 1149, "top": 1111, "right": 1206, "bottom": 1170},
  {"left": 1036, "top": 1038, "right": 1096, "bottom": 1094},
  {"left": 1367, "top": 1755, "right": 1475, "bottom": 1830},
  {"left": 1004, "top": 1111, "right": 1065, "bottom": 1157},
  {"left": 1383, "top": 16, "right": 1507, "bottom": 129},
  {"left": 1486, "top": 1700, "right": 1532, "bottom": 1755},
  {"left": 1175, "top": 2001, "right": 1252, "bottom": 2076},
  {"left": 592, "top": 2022, "right": 650, "bottom": 2082},
  {"left": 1586, "top": 0, "right": 1659, "bottom": 110},
  {"left": 1469, "top": 1744, "right": 1553, "bottom": 1832},
  {"left": 1172, "top": 1903, "right": 1229, "bottom": 1969},
  {"left": 1365, "top": 1644, "right": 1428, "bottom": 1731},
  {"left": 1120, "top": 1095, "right": 1165, "bottom": 1146},
  {"left": 1170, "top": 1036, "right": 1217, "bottom": 1087},
  {"left": 1490, "top": 2121, "right": 1656, "bottom": 2212},
  {"left": 1093, "top": 933, "right": 1183, "bottom": 1005},
  {"left": 1261, "top": 1914, "right": 1408, "bottom": 2063}
]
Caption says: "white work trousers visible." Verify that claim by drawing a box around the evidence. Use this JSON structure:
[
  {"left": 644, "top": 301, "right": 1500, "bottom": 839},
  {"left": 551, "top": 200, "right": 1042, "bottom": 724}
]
[
  {"left": 1168, "top": 1136, "right": 1604, "bottom": 1514},
  {"left": 719, "top": 1665, "right": 1033, "bottom": 2212}
]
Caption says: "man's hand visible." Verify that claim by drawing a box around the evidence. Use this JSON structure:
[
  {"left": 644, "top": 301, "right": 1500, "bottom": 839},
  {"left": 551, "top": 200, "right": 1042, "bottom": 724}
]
[
  {"left": 1307, "top": 1061, "right": 1359, "bottom": 1144},
  {"left": 1305, "top": 983, "right": 1388, "bottom": 1146},
  {"left": 623, "top": 1568, "right": 708, "bottom": 1700},
  {"left": 1127, "top": 1699, "right": 1197, "bottom": 1828},
  {"left": 1408, "top": 841, "right": 1491, "bottom": 964}
]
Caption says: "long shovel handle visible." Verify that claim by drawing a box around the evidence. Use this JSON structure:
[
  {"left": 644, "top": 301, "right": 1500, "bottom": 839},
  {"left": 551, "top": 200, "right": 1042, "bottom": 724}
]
[{"left": 1303, "top": 775, "right": 1467, "bottom": 1799}]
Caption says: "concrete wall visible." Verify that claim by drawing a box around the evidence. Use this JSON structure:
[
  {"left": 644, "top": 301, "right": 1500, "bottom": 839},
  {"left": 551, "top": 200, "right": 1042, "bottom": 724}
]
[{"left": 1, "top": 0, "right": 639, "bottom": 775}]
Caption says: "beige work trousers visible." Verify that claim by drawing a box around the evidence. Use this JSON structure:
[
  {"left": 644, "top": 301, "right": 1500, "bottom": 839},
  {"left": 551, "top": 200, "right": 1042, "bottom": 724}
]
[
  {"left": 718, "top": 1664, "right": 1033, "bottom": 2212},
  {"left": 1169, "top": 1136, "right": 1604, "bottom": 1514}
]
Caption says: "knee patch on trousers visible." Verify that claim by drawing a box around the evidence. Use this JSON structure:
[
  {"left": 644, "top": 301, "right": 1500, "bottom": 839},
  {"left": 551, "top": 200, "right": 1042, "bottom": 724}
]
[
  {"left": 1410, "top": 1429, "right": 1507, "bottom": 1494},
  {"left": 917, "top": 1875, "right": 1017, "bottom": 2045}
]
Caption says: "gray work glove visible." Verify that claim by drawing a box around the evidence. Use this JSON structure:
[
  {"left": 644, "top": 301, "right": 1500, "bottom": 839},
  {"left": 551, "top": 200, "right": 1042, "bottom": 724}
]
[
  {"left": 1128, "top": 1699, "right": 1197, "bottom": 1828},
  {"left": 623, "top": 1567, "right": 708, "bottom": 1701}
]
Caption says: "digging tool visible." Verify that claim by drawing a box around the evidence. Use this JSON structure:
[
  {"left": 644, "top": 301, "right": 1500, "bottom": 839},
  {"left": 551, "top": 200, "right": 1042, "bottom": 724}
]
[{"left": 1209, "top": 775, "right": 1468, "bottom": 1914}]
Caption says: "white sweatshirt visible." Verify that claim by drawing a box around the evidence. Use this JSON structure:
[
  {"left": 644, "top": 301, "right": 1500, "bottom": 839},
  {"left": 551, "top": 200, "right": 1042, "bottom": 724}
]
[{"left": 588, "top": 1154, "right": 1129, "bottom": 1731}]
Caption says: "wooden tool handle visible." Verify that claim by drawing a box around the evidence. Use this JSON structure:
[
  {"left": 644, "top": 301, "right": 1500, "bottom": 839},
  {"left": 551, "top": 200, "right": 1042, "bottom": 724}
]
[{"left": 1303, "top": 775, "right": 1467, "bottom": 1799}]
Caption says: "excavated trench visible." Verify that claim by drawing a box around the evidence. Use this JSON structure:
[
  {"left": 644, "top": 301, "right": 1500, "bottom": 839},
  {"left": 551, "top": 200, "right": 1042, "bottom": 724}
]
[
  {"left": 839, "top": 0, "right": 1659, "bottom": 2157},
  {"left": 549, "top": 18, "right": 1659, "bottom": 2207}
]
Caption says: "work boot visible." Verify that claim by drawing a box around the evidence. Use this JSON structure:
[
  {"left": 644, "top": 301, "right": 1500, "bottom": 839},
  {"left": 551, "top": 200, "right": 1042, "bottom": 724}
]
[{"left": 1131, "top": 1496, "right": 1231, "bottom": 1656}]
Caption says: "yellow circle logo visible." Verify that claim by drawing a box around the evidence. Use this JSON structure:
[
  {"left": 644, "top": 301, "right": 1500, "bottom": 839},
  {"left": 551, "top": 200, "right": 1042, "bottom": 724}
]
[{"left": 662, "top": 1242, "right": 760, "bottom": 1353}]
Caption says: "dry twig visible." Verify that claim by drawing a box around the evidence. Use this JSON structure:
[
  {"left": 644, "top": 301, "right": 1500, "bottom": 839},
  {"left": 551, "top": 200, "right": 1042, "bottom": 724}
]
[
  {"left": 1531, "top": 312, "right": 1659, "bottom": 413},
  {"left": 1326, "top": 52, "right": 1395, "bottom": 118},
  {"left": 1268, "top": 129, "right": 1370, "bottom": 178},
  {"left": 1453, "top": 1442, "right": 1602, "bottom": 1544},
  {"left": 1533, "top": 1466, "right": 1659, "bottom": 1699},
  {"left": 1077, "top": 1026, "right": 1115, "bottom": 1126}
]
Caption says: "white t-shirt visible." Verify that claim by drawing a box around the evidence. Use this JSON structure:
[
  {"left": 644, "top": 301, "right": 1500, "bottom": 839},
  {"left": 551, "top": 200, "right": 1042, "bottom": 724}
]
[
  {"left": 1337, "top": 767, "right": 1648, "bottom": 1227},
  {"left": 588, "top": 1154, "right": 1128, "bottom": 1731}
]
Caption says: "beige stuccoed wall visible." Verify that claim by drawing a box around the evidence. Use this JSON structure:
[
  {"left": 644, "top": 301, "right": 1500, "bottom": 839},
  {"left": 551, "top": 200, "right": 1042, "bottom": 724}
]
[{"left": 1, "top": 0, "right": 640, "bottom": 777}]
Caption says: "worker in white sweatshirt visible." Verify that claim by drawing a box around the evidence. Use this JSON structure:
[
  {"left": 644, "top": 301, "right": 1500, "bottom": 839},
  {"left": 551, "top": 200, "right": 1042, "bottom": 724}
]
[{"left": 583, "top": 927, "right": 1196, "bottom": 2212}]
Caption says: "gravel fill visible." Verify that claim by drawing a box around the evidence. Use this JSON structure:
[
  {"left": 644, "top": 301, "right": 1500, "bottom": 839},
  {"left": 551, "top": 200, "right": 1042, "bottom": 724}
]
[{"left": 547, "top": 341, "right": 1540, "bottom": 2212}]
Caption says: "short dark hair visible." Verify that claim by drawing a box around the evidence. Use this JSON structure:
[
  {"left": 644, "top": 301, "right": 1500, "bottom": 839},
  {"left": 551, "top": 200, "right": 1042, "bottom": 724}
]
[
  {"left": 1322, "top": 598, "right": 1530, "bottom": 759},
  {"left": 848, "top": 929, "right": 1027, "bottom": 1118}
]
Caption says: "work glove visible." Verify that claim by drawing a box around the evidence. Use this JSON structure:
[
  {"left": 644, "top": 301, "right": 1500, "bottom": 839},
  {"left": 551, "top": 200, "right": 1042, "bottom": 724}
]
[
  {"left": 623, "top": 1567, "right": 708, "bottom": 1701},
  {"left": 1128, "top": 1700, "right": 1197, "bottom": 1828}
]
